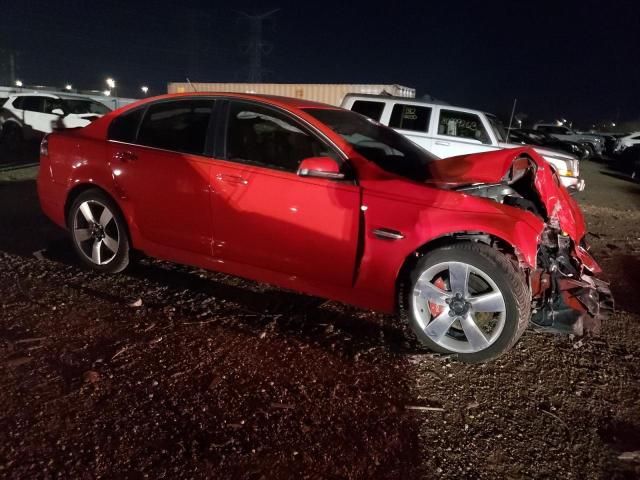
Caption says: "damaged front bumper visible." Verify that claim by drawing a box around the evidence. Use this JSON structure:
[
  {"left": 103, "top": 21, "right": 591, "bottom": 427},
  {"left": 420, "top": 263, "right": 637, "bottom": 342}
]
[{"left": 530, "top": 233, "right": 614, "bottom": 336}]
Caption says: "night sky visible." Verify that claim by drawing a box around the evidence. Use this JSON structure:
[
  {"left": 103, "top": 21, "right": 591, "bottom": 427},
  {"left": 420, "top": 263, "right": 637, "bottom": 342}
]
[{"left": 1, "top": 0, "right": 638, "bottom": 127}]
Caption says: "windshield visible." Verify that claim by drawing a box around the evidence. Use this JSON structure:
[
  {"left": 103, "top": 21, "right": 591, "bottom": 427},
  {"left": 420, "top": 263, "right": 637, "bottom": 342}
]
[
  {"left": 63, "top": 99, "right": 111, "bottom": 115},
  {"left": 487, "top": 115, "right": 507, "bottom": 142},
  {"left": 303, "top": 108, "right": 438, "bottom": 181}
]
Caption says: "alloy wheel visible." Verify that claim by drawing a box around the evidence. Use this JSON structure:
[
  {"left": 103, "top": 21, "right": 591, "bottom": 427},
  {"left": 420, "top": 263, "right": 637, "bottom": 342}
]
[
  {"left": 72, "top": 200, "right": 120, "bottom": 265},
  {"left": 411, "top": 261, "right": 507, "bottom": 354}
]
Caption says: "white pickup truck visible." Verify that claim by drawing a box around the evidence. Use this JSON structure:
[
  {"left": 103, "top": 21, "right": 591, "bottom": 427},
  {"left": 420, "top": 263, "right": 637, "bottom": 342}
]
[{"left": 341, "top": 94, "right": 584, "bottom": 192}]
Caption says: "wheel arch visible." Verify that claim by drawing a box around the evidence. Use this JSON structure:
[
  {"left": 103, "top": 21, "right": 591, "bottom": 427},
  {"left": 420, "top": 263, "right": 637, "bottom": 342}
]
[
  {"left": 394, "top": 231, "right": 529, "bottom": 313},
  {"left": 65, "top": 183, "right": 134, "bottom": 248}
]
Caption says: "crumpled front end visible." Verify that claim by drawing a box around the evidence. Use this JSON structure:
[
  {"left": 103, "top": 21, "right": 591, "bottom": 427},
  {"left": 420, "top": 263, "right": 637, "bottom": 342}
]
[
  {"left": 439, "top": 147, "right": 614, "bottom": 336},
  {"left": 530, "top": 229, "right": 614, "bottom": 335},
  {"left": 525, "top": 150, "right": 614, "bottom": 335}
]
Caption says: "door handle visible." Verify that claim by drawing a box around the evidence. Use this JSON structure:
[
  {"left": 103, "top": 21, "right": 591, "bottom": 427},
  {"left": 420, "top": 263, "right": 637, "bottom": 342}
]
[
  {"left": 113, "top": 150, "right": 137, "bottom": 162},
  {"left": 215, "top": 173, "right": 248, "bottom": 185},
  {"left": 435, "top": 140, "right": 450, "bottom": 146}
]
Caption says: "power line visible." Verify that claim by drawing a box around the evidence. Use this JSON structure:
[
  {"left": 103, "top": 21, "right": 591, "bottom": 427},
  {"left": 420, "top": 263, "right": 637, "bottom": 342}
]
[{"left": 237, "top": 9, "right": 279, "bottom": 83}]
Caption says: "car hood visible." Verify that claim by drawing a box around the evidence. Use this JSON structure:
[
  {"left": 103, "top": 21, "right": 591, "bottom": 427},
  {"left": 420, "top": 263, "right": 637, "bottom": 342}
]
[
  {"left": 499, "top": 142, "right": 576, "bottom": 161},
  {"left": 425, "top": 147, "right": 586, "bottom": 241},
  {"left": 68, "top": 113, "right": 103, "bottom": 121}
]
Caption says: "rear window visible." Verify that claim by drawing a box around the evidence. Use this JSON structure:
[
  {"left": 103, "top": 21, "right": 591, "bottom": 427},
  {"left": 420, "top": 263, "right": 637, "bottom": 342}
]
[
  {"left": 389, "top": 104, "right": 431, "bottom": 133},
  {"left": 137, "top": 100, "right": 213, "bottom": 155},
  {"left": 21, "top": 96, "right": 46, "bottom": 113},
  {"left": 350, "top": 100, "right": 385, "bottom": 121},
  {"left": 108, "top": 108, "right": 145, "bottom": 143}
]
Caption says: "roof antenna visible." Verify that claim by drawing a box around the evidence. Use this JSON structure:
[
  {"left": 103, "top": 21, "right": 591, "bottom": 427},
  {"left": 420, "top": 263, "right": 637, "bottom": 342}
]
[
  {"left": 186, "top": 78, "right": 198, "bottom": 92},
  {"left": 506, "top": 98, "right": 517, "bottom": 141}
]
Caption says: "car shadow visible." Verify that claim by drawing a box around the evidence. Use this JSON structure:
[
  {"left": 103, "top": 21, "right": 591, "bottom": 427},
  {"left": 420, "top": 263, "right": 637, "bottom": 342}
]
[{"left": 0, "top": 178, "right": 419, "bottom": 357}]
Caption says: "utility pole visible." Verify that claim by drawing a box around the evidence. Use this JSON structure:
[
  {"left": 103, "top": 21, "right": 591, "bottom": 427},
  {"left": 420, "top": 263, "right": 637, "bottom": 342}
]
[
  {"left": 186, "top": 9, "right": 200, "bottom": 81},
  {"left": 238, "top": 9, "right": 279, "bottom": 83}
]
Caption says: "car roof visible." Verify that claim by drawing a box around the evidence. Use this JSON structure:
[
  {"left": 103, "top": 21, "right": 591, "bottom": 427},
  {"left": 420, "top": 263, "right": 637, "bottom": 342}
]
[
  {"left": 9, "top": 92, "right": 96, "bottom": 101},
  {"left": 134, "top": 92, "right": 338, "bottom": 110},
  {"left": 343, "top": 93, "right": 495, "bottom": 117},
  {"left": 11, "top": 92, "right": 60, "bottom": 99}
]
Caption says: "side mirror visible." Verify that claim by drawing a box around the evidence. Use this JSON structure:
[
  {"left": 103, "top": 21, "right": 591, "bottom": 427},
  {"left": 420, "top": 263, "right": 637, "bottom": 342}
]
[
  {"left": 297, "top": 156, "right": 345, "bottom": 180},
  {"left": 51, "top": 108, "right": 65, "bottom": 116}
]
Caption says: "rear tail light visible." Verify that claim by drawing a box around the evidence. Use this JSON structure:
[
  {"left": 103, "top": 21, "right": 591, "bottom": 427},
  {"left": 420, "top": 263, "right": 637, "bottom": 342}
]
[{"left": 40, "top": 135, "right": 49, "bottom": 156}]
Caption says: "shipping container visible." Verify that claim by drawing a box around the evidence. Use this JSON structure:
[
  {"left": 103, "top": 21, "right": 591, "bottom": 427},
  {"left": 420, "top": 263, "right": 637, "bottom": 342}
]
[{"left": 166, "top": 83, "right": 415, "bottom": 106}]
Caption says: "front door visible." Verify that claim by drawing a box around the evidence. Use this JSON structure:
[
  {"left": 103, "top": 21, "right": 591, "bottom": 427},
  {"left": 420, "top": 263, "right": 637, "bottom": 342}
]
[
  {"left": 210, "top": 101, "right": 360, "bottom": 287},
  {"left": 107, "top": 99, "right": 215, "bottom": 256},
  {"left": 432, "top": 107, "right": 497, "bottom": 158}
]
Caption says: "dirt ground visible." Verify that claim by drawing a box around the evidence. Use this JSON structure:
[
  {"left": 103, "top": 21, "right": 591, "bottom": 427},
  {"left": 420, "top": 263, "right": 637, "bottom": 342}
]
[{"left": 1, "top": 146, "right": 639, "bottom": 479}]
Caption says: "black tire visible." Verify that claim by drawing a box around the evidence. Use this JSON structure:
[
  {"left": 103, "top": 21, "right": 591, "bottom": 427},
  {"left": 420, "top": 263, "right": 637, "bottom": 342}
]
[
  {"left": 67, "top": 189, "right": 130, "bottom": 273},
  {"left": 583, "top": 144, "right": 595, "bottom": 159},
  {"left": 401, "top": 242, "right": 530, "bottom": 363},
  {"left": 3, "top": 124, "right": 23, "bottom": 152}
]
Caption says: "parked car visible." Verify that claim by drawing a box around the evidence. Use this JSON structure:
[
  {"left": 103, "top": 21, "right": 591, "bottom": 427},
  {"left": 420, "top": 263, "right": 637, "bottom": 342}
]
[
  {"left": 508, "top": 128, "right": 589, "bottom": 159},
  {"left": 0, "top": 92, "right": 111, "bottom": 148},
  {"left": 532, "top": 124, "right": 605, "bottom": 157},
  {"left": 614, "top": 131, "right": 640, "bottom": 153},
  {"left": 615, "top": 144, "right": 640, "bottom": 179},
  {"left": 37, "top": 93, "right": 611, "bottom": 363},
  {"left": 341, "top": 95, "right": 584, "bottom": 192}
]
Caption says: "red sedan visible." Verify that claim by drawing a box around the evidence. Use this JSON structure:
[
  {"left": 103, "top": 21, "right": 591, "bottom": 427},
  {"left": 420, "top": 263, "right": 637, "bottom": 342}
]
[{"left": 37, "top": 93, "right": 611, "bottom": 362}]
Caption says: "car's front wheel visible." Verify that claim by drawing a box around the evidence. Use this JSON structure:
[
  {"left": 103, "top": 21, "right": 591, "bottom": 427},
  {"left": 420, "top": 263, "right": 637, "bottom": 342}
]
[
  {"left": 68, "top": 189, "right": 130, "bottom": 273},
  {"left": 405, "top": 242, "right": 530, "bottom": 363}
]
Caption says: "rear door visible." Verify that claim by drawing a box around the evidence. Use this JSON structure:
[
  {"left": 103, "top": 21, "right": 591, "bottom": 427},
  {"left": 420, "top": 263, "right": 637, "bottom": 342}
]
[
  {"left": 210, "top": 100, "right": 360, "bottom": 287},
  {"left": 386, "top": 102, "right": 433, "bottom": 153},
  {"left": 107, "top": 99, "right": 215, "bottom": 256},
  {"left": 432, "top": 107, "right": 497, "bottom": 158},
  {"left": 20, "top": 96, "right": 52, "bottom": 135}
]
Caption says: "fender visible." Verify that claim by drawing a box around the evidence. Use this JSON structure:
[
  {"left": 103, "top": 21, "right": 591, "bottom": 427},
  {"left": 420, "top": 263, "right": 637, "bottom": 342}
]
[{"left": 351, "top": 178, "right": 545, "bottom": 313}]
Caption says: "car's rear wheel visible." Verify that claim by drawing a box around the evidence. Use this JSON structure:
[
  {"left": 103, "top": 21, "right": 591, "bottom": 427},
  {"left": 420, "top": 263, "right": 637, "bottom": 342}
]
[
  {"left": 3, "top": 124, "right": 23, "bottom": 152},
  {"left": 583, "top": 144, "right": 595, "bottom": 159},
  {"left": 68, "top": 190, "right": 130, "bottom": 273},
  {"left": 405, "top": 242, "right": 530, "bottom": 363}
]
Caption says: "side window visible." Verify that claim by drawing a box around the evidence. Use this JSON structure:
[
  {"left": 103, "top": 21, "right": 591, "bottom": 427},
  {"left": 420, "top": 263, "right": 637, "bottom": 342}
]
[
  {"left": 21, "top": 96, "right": 46, "bottom": 113},
  {"left": 137, "top": 100, "right": 213, "bottom": 155},
  {"left": 350, "top": 100, "right": 385, "bottom": 121},
  {"left": 632, "top": 135, "right": 640, "bottom": 140},
  {"left": 437, "top": 109, "right": 490, "bottom": 144},
  {"left": 12, "top": 97, "right": 24, "bottom": 109},
  {"left": 389, "top": 104, "right": 431, "bottom": 133},
  {"left": 43, "top": 98, "right": 64, "bottom": 114},
  {"left": 226, "top": 102, "right": 335, "bottom": 172},
  {"left": 108, "top": 108, "right": 145, "bottom": 143}
]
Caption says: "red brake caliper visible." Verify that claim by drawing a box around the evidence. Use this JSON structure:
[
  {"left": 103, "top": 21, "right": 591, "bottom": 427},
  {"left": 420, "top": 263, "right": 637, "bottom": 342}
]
[{"left": 428, "top": 277, "right": 447, "bottom": 317}]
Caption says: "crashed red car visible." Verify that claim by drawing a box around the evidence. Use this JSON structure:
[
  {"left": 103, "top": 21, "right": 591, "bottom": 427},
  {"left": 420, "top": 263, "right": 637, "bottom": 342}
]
[{"left": 37, "top": 93, "right": 612, "bottom": 362}]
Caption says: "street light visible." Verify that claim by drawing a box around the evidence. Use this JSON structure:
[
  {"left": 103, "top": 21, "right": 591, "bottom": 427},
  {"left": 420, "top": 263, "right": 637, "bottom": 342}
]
[
  {"left": 65, "top": 84, "right": 72, "bottom": 91},
  {"left": 103, "top": 89, "right": 111, "bottom": 96},
  {"left": 15, "top": 79, "right": 23, "bottom": 87},
  {"left": 106, "top": 78, "right": 118, "bottom": 108},
  {"left": 141, "top": 86, "right": 149, "bottom": 95}
]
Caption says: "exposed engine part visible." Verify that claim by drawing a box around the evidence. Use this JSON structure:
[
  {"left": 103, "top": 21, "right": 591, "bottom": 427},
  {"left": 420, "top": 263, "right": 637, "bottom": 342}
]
[
  {"left": 455, "top": 158, "right": 546, "bottom": 218},
  {"left": 531, "top": 226, "right": 614, "bottom": 335},
  {"left": 531, "top": 274, "right": 613, "bottom": 335}
]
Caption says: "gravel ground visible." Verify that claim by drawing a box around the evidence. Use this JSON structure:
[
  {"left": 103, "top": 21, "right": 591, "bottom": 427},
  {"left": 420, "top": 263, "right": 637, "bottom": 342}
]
[{"left": 1, "top": 149, "right": 639, "bottom": 479}]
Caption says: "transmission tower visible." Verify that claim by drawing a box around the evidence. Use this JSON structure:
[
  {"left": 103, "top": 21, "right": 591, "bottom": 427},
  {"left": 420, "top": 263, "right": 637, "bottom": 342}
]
[{"left": 238, "top": 9, "right": 279, "bottom": 83}]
